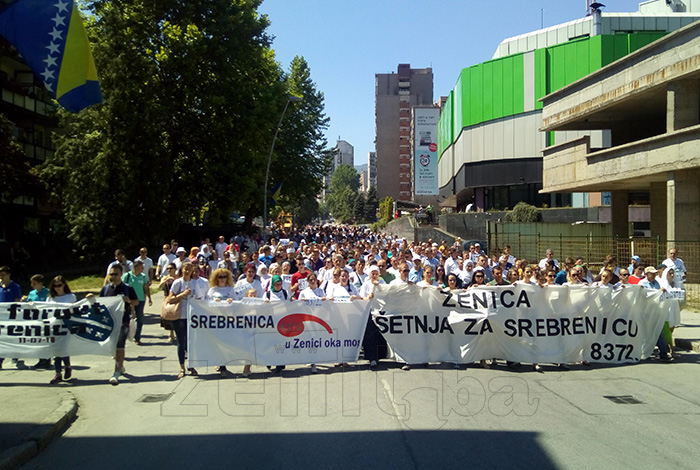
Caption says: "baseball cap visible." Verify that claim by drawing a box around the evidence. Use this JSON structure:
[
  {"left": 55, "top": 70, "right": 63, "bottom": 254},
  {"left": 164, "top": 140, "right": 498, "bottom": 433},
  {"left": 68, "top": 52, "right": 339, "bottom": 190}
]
[{"left": 644, "top": 266, "right": 657, "bottom": 274}]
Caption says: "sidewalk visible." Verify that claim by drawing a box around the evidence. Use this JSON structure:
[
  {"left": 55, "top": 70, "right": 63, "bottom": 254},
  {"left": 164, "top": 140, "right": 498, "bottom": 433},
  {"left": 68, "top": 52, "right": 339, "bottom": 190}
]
[
  {"left": 0, "top": 296, "right": 699, "bottom": 469},
  {"left": 0, "top": 292, "right": 169, "bottom": 470}
]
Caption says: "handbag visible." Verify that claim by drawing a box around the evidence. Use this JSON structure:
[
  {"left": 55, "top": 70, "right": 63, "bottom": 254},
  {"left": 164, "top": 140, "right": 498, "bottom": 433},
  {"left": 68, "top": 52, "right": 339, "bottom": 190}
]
[{"left": 161, "top": 297, "right": 182, "bottom": 321}]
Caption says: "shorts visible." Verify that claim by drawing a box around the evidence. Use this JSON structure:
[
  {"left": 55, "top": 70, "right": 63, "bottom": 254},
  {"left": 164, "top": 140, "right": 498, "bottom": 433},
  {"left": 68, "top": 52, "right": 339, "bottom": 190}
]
[{"left": 116, "top": 324, "right": 129, "bottom": 349}]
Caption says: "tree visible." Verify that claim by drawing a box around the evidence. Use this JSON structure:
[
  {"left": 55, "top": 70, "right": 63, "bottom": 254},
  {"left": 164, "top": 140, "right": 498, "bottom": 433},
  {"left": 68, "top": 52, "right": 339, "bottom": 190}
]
[
  {"left": 325, "top": 164, "right": 359, "bottom": 223},
  {"left": 266, "top": 56, "right": 332, "bottom": 222},
  {"left": 353, "top": 192, "right": 366, "bottom": 223},
  {"left": 364, "top": 186, "right": 379, "bottom": 223},
  {"left": 40, "top": 0, "right": 286, "bottom": 259}
]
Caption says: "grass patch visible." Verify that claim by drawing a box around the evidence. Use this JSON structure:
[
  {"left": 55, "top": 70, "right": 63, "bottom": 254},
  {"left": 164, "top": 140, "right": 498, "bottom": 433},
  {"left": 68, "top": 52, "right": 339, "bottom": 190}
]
[{"left": 65, "top": 274, "right": 105, "bottom": 292}]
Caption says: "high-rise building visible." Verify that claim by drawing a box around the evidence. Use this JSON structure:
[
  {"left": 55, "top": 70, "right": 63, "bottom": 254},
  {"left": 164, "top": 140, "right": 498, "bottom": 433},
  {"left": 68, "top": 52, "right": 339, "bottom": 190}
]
[
  {"left": 367, "top": 151, "right": 376, "bottom": 189},
  {"left": 438, "top": 0, "right": 700, "bottom": 212},
  {"left": 375, "top": 64, "right": 433, "bottom": 201},
  {"left": 322, "top": 139, "right": 354, "bottom": 199}
]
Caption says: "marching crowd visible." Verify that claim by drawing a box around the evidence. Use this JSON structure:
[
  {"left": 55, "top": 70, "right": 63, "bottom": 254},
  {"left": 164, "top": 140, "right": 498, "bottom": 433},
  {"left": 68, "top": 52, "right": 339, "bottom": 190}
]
[{"left": 0, "top": 224, "right": 689, "bottom": 384}]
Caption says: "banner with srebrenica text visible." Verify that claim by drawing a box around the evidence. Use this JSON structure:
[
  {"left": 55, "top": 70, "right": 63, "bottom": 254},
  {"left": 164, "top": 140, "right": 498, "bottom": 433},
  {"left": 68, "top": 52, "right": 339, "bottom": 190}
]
[
  {"left": 369, "top": 284, "right": 670, "bottom": 364},
  {"left": 187, "top": 298, "right": 370, "bottom": 367},
  {"left": 0, "top": 298, "right": 125, "bottom": 358}
]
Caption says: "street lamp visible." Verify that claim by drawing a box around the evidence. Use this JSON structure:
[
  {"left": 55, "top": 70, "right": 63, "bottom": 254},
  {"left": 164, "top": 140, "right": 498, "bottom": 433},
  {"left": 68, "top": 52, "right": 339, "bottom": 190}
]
[{"left": 263, "top": 94, "right": 302, "bottom": 243}]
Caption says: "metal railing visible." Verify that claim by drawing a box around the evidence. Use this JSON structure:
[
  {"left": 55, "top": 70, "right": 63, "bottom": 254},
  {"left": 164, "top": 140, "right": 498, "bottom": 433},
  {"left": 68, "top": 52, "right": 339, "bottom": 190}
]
[{"left": 488, "top": 230, "right": 700, "bottom": 283}]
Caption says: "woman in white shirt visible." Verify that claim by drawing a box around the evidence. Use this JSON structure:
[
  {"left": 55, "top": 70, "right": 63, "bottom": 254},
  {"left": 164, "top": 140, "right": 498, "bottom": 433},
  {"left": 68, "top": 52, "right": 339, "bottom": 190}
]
[
  {"left": 47, "top": 276, "right": 77, "bottom": 384},
  {"left": 298, "top": 273, "right": 325, "bottom": 374},
  {"left": 416, "top": 265, "right": 438, "bottom": 288},
  {"left": 327, "top": 270, "right": 360, "bottom": 300},
  {"left": 206, "top": 268, "right": 236, "bottom": 303},
  {"left": 299, "top": 273, "right": 326, "bottom": 300},
  {"left": 168, "top": 262, "right": 198, "bottom": 379},
  {"left": 359, "top": 266, "right": 385, "bottom": 299}
]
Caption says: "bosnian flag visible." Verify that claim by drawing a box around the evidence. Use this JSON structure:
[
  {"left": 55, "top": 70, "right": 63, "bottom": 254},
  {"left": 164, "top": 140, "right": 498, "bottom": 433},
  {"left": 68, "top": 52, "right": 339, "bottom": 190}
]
[{"left": 0, "top": 0, "right": 102, "bottom": 112}]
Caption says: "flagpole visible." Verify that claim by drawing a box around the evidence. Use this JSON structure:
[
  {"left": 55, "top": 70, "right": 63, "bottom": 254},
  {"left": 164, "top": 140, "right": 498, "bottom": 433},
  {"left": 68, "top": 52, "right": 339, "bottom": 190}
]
[{"left": 263, "top": 94, "right": 302, "bottom": 244}]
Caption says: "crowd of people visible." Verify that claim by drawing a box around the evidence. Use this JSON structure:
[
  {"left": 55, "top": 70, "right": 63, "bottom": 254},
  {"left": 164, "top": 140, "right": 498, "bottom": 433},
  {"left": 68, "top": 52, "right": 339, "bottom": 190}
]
[{"left": 0, "top": 224, "right": 688, "bottom": 384}]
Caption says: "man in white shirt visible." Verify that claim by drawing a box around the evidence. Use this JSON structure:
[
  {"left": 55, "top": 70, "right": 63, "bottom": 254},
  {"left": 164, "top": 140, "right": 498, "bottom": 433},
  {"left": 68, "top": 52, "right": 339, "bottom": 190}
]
[
  {"left": 538, "top": 248, "right": 560, "bottom": 270},
  {"left": 444, "top": 247, "right": 460, "bottom": 277},
  {"left": 663, "top": 248, "right": 687, "bottom": 282},
  {"left": 215, "top": 236, "right": 228, "bottom": 260},
  {"left": 134, "top": 247, "right": 154, "bottom": 281},
  {"left": 155, "top": 243, "right": 176, "bottom": 279},
  {"left": 390, "top": 262, "right": 412, "bottom": 285}
]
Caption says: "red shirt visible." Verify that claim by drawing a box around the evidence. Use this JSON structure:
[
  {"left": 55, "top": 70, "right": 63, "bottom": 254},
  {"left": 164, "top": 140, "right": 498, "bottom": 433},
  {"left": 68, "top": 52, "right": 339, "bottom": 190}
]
[
  {"left": 290, "top": 271, "right": 309, "bottom": 299},
  {"left": 629, "top": 275, "right": 642, "bottom": 285}
]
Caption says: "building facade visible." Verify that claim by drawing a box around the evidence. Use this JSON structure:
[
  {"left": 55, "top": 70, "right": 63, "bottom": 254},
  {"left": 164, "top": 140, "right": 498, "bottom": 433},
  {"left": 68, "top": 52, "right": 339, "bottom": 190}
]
[
  {"left": 322, "top": 139, "right": 354, "bottom": 199},
  {"left": 375, "top": 64, "right": 433, "bottom": 201},
  {"left": 438, "top": 0, "right": 700, "bottom": 212},
  {"left": 367, "top": 151, "right": 376, "bottom": 189},
  {"left": 541, "top": 20, "right": 700, "bottom": 246},
  {"left": 0, "top": 38, "right": 62, "bottom": 271}
]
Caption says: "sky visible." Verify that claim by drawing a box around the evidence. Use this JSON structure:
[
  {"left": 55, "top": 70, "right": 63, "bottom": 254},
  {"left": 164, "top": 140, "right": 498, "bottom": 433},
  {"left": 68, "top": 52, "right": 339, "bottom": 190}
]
[{"left": 259, "top": 0, "right": 647, "bottom": 168}]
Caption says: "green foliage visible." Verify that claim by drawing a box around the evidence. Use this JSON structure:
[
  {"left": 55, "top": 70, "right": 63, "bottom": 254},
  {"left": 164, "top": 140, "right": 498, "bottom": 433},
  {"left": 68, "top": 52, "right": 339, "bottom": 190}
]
[
  {"left": 506, "top": 202, "right": 541, "bottom": 222},
  {"left": 364, "top": 186, "right": 379, "bottom": 223},
  {"left": 271, "top": 56, "right": 332, "bottom": 222},
  {"left": 326, "top": 164, "right": 359, "bottom": 223},
  {"left": 378, "top": 196, "right": 394, "bottom": 223},
  {"left": 38, "top": 0, "right": 328, "bottom": 260}
]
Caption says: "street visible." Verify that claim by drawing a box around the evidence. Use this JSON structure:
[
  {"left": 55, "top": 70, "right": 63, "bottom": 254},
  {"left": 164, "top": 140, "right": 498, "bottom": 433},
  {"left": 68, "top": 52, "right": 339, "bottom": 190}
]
[{"left": 5, "top": 294, "right": 700, "bottom": 469}]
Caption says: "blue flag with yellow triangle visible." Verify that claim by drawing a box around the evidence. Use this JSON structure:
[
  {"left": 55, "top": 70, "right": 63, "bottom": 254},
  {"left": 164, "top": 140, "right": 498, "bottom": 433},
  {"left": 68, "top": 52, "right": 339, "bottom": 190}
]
[
  {"left": 270, "top": 181, "right": 283, "bottom": 207},
  {"left": 0, "top": 0, "right": 102, "bottom": 112}
]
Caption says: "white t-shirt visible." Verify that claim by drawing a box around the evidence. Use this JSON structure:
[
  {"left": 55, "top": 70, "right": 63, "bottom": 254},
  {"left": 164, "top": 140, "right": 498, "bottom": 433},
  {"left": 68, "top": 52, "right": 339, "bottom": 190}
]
[
  {"left": 215, "top": 242, "right": 228, "bottom": 260},
  {"left": 359, "top": 279, "right": 385, "bottom": 298},
  {"left": 157, "top": 253, "right": 176, "bottom": 276},
  {"left": 233, "top": 278, "right": 264, "bottom": 299},
  {"left": 134, "top": 256, "right": 154, "bottom": 275},
  {"left": 48, "top": 293, "right": 77, "bottom": 303},
  {"left": 170, "top": 278, "right": 193, "bottom": 319},
  {"left": 327, "top": 282, "right": 359, "bottom": 298},
  {"left": 207, "top": 286, "right": 236, "bottom": 301},
  {"left": 299, "top": 287, "right": 326, "bottom": 300}
]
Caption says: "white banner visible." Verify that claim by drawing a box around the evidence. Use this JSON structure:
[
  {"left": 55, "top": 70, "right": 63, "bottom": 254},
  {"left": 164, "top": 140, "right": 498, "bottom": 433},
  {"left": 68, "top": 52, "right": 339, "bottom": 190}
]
[
  {"left": 370, "top": 284, "right": 670, "bottom": 364},
  {"left": 0, "top": 298, "right": 125, "bottom": 358},
  {"left": 414, "top": 108, "right": 440, "bottom": 195},
  {"left": 188, "top": 298, "right": 370, "bottom": 366}
]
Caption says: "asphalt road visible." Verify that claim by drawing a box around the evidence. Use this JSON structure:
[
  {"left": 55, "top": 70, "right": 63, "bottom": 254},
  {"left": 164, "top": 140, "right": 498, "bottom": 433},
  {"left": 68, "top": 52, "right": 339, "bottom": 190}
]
[{"left": 18, "top": 294, "right": 700, "bottom": 470}]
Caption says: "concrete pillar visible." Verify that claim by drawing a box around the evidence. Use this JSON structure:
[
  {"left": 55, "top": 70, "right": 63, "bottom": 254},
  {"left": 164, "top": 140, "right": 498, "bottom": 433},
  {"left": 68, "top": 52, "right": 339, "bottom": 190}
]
[
  {"left": 610, "top": 190, "right": 629, "bottom": 238},
  {"left": 667, "top": 170, "right": 700, "bottom": 244},
  {"left": 667, "top": 79, "right": 700, "bottom": 132},
  {"left": 650, "top": 182, "right": 667, "bottom": 239}
]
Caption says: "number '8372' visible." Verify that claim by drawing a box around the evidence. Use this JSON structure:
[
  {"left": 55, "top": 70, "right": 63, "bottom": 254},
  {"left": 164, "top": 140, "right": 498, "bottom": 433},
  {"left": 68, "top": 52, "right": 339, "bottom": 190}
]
[{"left": 590, "top": 343, "right": 635, "bottom": 361}]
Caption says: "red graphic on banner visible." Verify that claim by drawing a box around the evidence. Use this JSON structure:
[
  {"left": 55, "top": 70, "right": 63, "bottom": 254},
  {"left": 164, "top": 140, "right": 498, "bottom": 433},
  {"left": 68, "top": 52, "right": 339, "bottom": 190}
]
[
  {"left": 428, "top": 143, "right": 437, "bottom": 152},
  {"left": 277, "top": 314, "right": 333, "bottom": 337}
]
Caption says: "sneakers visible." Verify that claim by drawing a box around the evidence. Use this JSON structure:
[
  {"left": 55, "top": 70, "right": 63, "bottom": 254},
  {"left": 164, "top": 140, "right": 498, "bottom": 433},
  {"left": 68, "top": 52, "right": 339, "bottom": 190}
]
[
  {"left": 109, "top": 372, "right": 119, "bottom": 385},
  {"left": 369, "top": 360, "right": 377, "bottom": 369},
  {"left": 118, "top": 366, "right": 126, "bottom": 375},
  {"left": 401, "top": 364, "right": 411, "bottom": 371},
  {"left": 310, "top": 365, "right": 318, "bottom": 374}
]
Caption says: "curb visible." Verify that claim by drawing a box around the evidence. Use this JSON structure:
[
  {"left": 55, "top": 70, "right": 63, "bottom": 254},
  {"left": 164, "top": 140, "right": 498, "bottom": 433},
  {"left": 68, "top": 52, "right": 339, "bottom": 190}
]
[
  {"left": 674, "top": 337, "right": 700, "bottom": 353},
  {"left": 0, "top": 393, "right": 78, "bottom": 470}
]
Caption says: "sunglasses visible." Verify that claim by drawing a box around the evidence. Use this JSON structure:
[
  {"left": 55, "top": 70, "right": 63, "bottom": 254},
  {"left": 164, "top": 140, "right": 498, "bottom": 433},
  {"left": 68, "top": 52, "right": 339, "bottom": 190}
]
[
  {"left": 217, "top": 275, "right": 228, "bottom": 279},
  {"left": 109, "top": 273, "right": 120, "bottom": 277},
  {"left": 53, "top": 283, "right": 64, "bottom": 288},
  {"left": 547, "top": 275, "right": 555, "bottom": 278}
]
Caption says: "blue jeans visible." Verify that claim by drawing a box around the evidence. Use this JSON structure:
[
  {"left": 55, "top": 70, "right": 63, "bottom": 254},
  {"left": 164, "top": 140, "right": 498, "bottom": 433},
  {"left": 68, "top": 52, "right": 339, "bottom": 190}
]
[
  {"left": 134, "top": 301, "right": 145, "bottom": 341},
  {"left": 172, "top": 319, "right": 188, "bottom": 366},
  {"left": 656, "top": 333, "right": 670, "bottom": 359}
]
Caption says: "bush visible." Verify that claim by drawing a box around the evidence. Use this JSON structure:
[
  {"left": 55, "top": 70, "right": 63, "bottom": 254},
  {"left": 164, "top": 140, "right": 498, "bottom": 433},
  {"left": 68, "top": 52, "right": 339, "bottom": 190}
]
[{"left": 507, "top": 202, "right": 541, "bottom": 222}]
